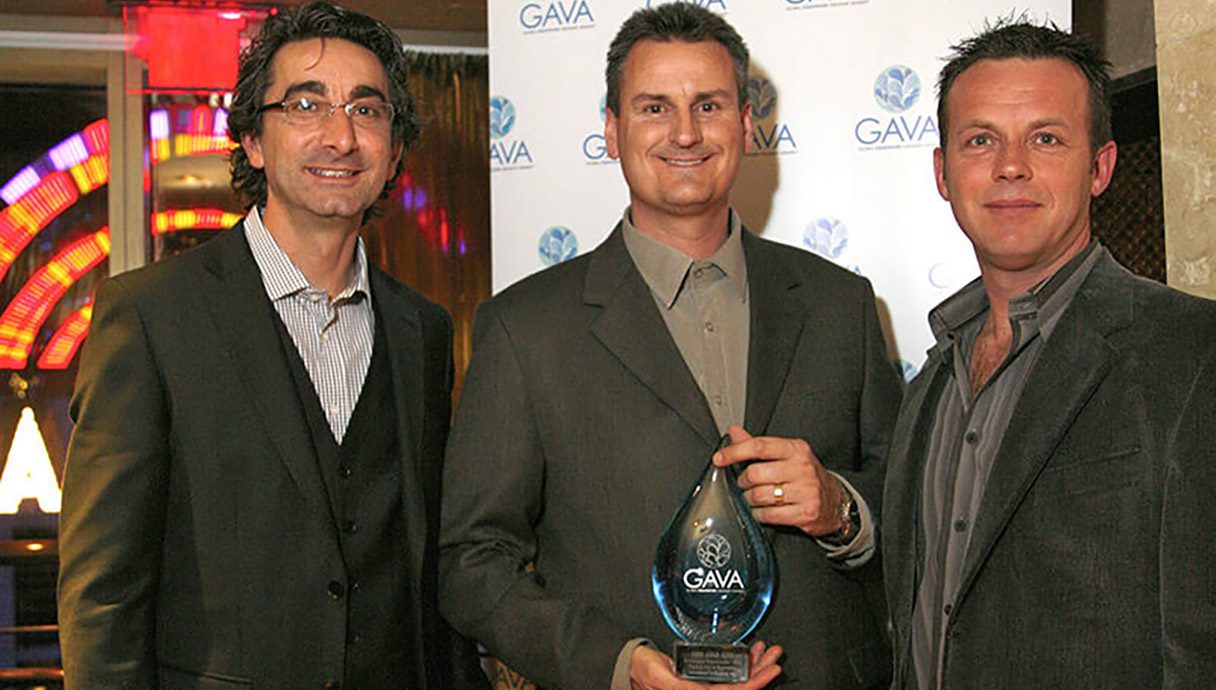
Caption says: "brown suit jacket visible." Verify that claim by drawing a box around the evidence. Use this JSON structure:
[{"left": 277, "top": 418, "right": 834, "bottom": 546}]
[
  {"left": 58, "top": 225, "right": 485, "bottom": 689},
  {"left": 440, "top": 225, "right": 902, "bottom": 689},
  {"left": 882, "top": 250, "right": 1216, "bottom": 688}
]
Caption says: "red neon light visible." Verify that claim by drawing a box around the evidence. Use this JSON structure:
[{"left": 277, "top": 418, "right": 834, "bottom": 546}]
[
  {"left": 0, "top": 230, "right": 110, "bottom": 370},
  {"left": 68, "top": 153, "right": 109, "bottom": 196},
  {"left": 0, "top": 172, "right": 80, "bottom": 282},
  {"left": 132, "top": 7, "right": 244, "bottom": 92},
  {"left": 152, "top": 209, "right": 242, "bottom": 235},
  {"left": 36, "top": 302, "right": 93, "bottom": 370},
  {"left": 81, "top": 119, "right": 109, "bottom": 155}
]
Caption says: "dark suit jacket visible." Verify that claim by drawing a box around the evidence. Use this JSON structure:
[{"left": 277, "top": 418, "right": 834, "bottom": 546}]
[
  {"left": 882, "top": 250, "right": 1216, "bottom": 688},
  {"left": 439, "top": 225, "right": 902, "bottom": 689},
  {"left": 57, "top": 225, "right": 484, "bottom": 689}
]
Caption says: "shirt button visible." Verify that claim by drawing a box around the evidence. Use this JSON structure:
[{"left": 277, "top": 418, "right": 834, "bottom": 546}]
[
  {"left": 329, "top": 404, "right": 340, "bottom": 416},
  {"left": 944, "top": 603, "right": 953, "bottom": 616},
  {"left": 350, "top": 580, "right": 361, "bottom": 593},
  {"left": 343, "top": 521, "right": 358, "bottom": 534},
  {"left": 713, "top": 395, "right": 723, "bottom": 406},
  {"left": 339, "top": 466, "right": 353, "bottom": 478},
  {"left": 964, "top": 429, "right": 979, "bottom": 445},
  {"left": 954, "top": 518, "right": 968, "bottom": 532},
  {"left": 327, "top": 580, "right": 345, "bottom": 599},
  {"left": 321, "top": 332, "right": 330, "bottom": 341},
  {"left": 350, "top": 631, "right": 362, "bottom": 645},
  {"left": 704, "top": 322, "right": 716, "bottom": 333}
]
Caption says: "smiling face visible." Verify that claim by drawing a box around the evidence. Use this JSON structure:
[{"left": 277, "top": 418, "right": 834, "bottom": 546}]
[
  {"left": 242, "top": 38, "right": 401, "bottom": 233},
  {"left": 934, "top": 57, "right": 1116, "bottom": 286},
  {"left": 605, "top": 39, "right": 751, "bottom": 236}
]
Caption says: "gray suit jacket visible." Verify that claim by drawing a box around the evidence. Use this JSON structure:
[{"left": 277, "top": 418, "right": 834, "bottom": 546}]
[
  {"left": 58, "top": 225, "right": 484, "bottom": 689},
  {"left": 440, "top": 225, "right": 902, "bottom": 689},
  {"left": 882, "top": 250, "right": 1216, "bottom": 688}
]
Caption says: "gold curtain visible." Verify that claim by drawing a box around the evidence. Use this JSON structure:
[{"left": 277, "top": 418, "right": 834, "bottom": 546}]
[{"left": 361, "top": 51, "right": 490, "bottom": 401}]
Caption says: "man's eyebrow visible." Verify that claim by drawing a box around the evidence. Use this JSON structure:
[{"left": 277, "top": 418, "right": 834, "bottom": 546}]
[
  {"left": 276, "top": 80, "right": 327, "bottom": 102},
  {"left": 350, "top": 85, "right": 389, "bottom": 102},
  {"left": 272, "top": 82, "right": 388, "bottom": 103},
  {"left": 631, "top": 92, "right": 672, "bottom": 104}
]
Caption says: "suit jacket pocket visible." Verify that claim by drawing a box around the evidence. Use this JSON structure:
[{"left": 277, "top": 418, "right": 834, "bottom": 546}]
[
  {"left": 159, "top": 660, "right": 252, "bottom": 688},
  {"left": 1033, "top": 446, "right": 1144, "bottom": 499}
]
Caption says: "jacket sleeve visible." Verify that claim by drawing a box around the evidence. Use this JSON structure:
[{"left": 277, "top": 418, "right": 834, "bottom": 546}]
[
  {"left": 833, "top": 279, "right": 903, "bottom": 529},
  {"left": 57, "top": 277, "right": 169, "bottom": 690},
  {"left": 1160, "top": 351, "right": 1216, "bottom": 688},
  {"left": 438, "top": 301, "right": 630, "bottom": 690}
]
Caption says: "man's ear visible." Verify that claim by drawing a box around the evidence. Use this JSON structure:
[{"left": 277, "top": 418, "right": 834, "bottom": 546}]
[
  {"left": 741, "top": 100, "right": 754, "bottom": 154},
  {"left": 605, "top": 107, "right": 620, "bottom": 160},
  {"left": 933, "top": 147, "right": 949, "bottom": 202},
  {"left": 242, "top": 132, "right": 266, "bottom": 170},
  {"left": 1089, "top": 139, "right": 1117, "bottom": 198}
]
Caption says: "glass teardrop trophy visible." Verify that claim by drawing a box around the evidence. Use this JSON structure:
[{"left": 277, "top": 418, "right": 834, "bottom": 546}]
[{"left": 652, "top": 435, "right": 775, "bottom": 682}]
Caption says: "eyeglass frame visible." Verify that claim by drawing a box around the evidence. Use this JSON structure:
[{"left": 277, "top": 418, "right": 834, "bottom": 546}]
[{"left": 257, "top": 96, "right": 396, "bottom": 128}]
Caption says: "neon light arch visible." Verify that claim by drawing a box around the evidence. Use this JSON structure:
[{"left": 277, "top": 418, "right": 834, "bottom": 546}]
[{"left": 0, "top": 107, "right": 234, "bottom": 370}]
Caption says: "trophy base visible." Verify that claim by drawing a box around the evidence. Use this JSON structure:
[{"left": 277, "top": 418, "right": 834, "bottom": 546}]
[{"left": 673, "top": 642, "right": 750, "bottom": 683}]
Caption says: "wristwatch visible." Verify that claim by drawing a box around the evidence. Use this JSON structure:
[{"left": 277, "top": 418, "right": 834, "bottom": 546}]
[{"left": 819, "top": 491, "right": 860, "bottom": 547}]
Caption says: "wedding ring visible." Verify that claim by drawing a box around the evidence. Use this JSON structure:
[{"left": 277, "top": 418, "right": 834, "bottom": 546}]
[{"left": 773, "top": 483, "right": 785, "bottom": 505}]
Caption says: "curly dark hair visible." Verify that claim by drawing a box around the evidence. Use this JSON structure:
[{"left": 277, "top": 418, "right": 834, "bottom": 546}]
[
  {"left": 605, "top": 3, "right": 749, "bottom": 116},
  {"left": 937, "top": 20, "right": 1112, "bottom": 155},
  {"left": 227, "top": 1, "right": 419, "bottom": 214}
]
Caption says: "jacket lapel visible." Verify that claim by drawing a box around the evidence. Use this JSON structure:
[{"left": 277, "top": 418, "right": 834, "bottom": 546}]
[
  {"left": 197, "top": 225, "right": 338, "bottom": 535},
  {"left": 369, "top": 267, "right": 429, "bottom": 583},
  {"left": 586, "top": 225, "right": 720, "bottom": 448},
  {"left": 741, "top": 232, "right": 805, "bottom": 435},
  {"left": 885, "top": 352, "right": 949, "bottom": 687},
  {"left": 953, "top": 252, "right": 1130, "bottom": 608}
]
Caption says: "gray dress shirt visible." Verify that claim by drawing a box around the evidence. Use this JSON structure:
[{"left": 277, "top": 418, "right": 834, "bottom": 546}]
[{"left": 912, "top": 242, "right": 1103, "bottom": 690}]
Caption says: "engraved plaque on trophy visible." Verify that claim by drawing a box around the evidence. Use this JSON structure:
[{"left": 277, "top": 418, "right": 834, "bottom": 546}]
[{"left": 652, "top": 435, "right": 775, "bottom": 682}]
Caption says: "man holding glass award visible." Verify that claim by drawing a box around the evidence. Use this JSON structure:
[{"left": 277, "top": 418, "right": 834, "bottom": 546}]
[{"left": 440, "top": 4, "right": 901, "bottom": 689}]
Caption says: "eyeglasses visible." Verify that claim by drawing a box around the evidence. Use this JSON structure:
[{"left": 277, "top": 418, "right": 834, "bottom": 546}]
[{"left": 258, "top": 96, "right": 395, "bottom": 129}]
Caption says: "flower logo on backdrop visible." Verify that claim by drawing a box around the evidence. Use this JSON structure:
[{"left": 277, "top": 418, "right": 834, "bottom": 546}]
[
  {"left": 749, "top": 77, "right": 777, "bottom": 120},
  {"left": 747, "top": 76, "right": 798, "bottom": 156},
  {"left": 647, "top": 0, "right": 728, "bottom": 13},
  {"left": 582, "top": 92, "right": 617, "bottom": 165},
  {"left": 696, "top": 533, "right": 732, "bottom": 569},
  {"left": 538, "top": 227, "right": 579, "bottom": 266},
  {"left": 490, "top": 96, "right": 516, "bottom": 140},
  {"left": 804, "top": 217, "right": 848, "bottom": 259},
  {"left": 518, "top": 0, "right": 596, "bottom": 34},
  {"left": 784, "top": 0, "right": 870, "bottom": 12},
  {"left": 804, "top": 217, "right": 862, "bottom": 274},
  {"left": 490, "top": 96, "right": 535, "bottom": 171},
  {"left": 854, "top": 64, "right": 938, "bottom": 151},
  {"left": 873, "top": 65, "right": 921, "bottom": 112}
]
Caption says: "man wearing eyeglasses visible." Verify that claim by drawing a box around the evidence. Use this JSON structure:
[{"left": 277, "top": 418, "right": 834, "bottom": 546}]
[{"left": 56, "top": 3, "right": 486, "bottom": 689}]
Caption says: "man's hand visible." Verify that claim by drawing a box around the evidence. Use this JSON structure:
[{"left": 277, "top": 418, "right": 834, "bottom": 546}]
[
  {"left": 630, "top": 641, "right": 782, "bottom": 690},
  {"left": 712, "top": 424, "right": 847, "bottom": 538}
]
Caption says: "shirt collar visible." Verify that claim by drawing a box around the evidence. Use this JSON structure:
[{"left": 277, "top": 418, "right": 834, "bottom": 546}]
[
  {"left": 243, "top": 206, "right": 370, "bottom": 302},
  {"left": 927, "top": 240, "right": 1103, "bottom": 360},
  {"left": 620, "top": 206, "right": 748, "bottom": 309}
]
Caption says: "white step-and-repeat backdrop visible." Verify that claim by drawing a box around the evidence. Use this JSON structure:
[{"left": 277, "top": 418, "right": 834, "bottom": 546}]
[{"left": 488, "top": 0, "right": 1069, "bottom": 377}]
